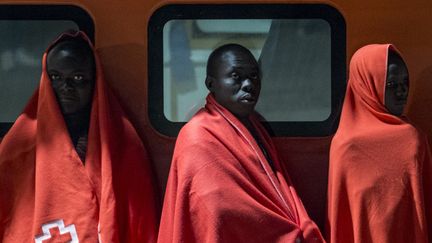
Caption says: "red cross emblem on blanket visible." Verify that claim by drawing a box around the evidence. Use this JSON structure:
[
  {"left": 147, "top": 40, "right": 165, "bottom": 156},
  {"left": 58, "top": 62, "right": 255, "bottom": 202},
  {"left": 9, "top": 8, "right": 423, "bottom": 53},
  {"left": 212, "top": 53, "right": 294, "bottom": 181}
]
[{"left": 34, "top": 219, "right": 78, "bottom": 243}]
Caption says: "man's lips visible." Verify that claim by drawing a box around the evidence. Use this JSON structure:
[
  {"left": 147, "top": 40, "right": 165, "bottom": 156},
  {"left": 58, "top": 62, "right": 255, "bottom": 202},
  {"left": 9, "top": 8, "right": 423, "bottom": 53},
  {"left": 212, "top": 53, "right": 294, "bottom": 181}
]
[
  {"left": 239, "top": 94, "right": 257, "bottom": 103},
  {"left": 59, "top": 96, "right": 77, "bottom": 103},
  {"left": 395, "top": 99, "right": 407, "bottom": 105}
]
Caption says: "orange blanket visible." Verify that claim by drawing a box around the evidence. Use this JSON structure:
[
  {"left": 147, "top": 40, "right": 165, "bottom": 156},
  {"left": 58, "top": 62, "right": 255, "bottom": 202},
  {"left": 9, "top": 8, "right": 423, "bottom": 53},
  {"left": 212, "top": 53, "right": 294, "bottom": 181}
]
[
  {"left": 327, "top": 44, "right": 432, "bottom": 243},
  {"left": 0, "top": 32, "right": 158, "bottom": 242},
  {"left": 158, "top": 94, "right": 324, "bottom": 243}
]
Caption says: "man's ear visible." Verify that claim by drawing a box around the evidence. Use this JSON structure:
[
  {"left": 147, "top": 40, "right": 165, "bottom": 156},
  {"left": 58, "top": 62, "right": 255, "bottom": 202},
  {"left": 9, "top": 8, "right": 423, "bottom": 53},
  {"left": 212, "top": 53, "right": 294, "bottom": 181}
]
[{"left": 205, "top": 76, "right": 214, "bottom": 92}]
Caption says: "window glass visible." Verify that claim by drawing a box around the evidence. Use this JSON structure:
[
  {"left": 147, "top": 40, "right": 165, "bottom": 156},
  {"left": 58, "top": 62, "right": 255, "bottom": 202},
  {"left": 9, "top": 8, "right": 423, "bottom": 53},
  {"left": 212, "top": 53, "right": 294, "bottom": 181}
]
[
  {"left": 0, "top": 20, "right": 78, "bottom": 123},
  {"left": 163, "top": 19, "right": 331, "bottom": 122}
]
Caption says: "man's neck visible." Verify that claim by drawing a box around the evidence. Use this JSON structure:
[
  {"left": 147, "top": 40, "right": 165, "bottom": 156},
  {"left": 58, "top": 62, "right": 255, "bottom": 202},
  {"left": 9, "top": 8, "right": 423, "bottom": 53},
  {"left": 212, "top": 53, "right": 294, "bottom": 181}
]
[
  {"left": 63, "top": 107, "right": 91, "bottom": 140},
  {"left": 239, "top": 117, "right": 259, "bottom": 141},
  {"left": 239, "top": 115, "right": 275, "bottom": 170}
]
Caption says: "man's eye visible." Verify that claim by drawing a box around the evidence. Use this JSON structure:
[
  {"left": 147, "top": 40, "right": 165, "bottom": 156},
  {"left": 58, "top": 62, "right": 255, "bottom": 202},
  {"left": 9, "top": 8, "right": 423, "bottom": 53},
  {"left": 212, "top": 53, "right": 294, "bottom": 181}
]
[
  {"left": 50, "top": 74, "right": 61, "bottom": 80},
  {"left": 74, "top": 75, "right": 84, "bottom": 81},
  {"left": 231, "top": 72, "right": 240, "bottom": 80},
  {"left": 386, "top": 81, "right": 395, "bottom": 88}
]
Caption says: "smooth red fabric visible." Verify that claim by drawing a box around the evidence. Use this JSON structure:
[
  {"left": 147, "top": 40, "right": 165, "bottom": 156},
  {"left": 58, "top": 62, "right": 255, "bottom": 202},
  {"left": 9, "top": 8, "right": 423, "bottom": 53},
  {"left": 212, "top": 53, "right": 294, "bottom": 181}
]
[
  {"left": 0, "top": 32, "right": 158, "bottom": 242},
  {"left": 326, "top": 44, "right": 432, "bottom": 243},
  {"left": 158, "top": 94, "right": 324, "bottom": 243}
]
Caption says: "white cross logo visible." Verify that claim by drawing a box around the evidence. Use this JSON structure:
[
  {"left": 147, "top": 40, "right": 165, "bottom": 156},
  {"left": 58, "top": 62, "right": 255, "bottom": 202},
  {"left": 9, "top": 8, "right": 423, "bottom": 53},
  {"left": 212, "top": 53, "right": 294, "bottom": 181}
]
[{"left": 34, "top": 219, "right": 79, "bottom": 243}]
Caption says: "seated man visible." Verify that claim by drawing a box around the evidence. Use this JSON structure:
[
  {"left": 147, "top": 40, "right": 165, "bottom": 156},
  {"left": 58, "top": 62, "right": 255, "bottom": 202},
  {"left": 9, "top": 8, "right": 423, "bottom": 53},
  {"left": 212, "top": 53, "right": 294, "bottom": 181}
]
[
  {"left": 158, "top": 44, "right": 324, "bottom": 243},
  {"left": 0, "top": 31, "right": 158, "bottom": 242}
]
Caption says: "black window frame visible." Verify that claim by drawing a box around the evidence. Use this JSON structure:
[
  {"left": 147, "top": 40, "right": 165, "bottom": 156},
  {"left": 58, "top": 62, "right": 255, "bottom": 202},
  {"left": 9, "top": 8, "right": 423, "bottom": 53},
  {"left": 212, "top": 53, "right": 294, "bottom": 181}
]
[
  {"left": 148, "top": 4, "right": 346, "bottom": 137},
  {"left": 0, "top": 5, "right": 94, "bottom": 137}
]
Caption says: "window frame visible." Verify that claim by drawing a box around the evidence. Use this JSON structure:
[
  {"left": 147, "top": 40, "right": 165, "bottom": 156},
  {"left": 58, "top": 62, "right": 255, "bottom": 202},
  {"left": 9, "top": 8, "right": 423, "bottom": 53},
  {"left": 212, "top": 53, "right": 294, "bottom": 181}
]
[
  {"left": 148, "top": 4, "right": 346, "bottom": 137},
  {"left": 0, "top": 5, "right": 94, "bottom": 137}
]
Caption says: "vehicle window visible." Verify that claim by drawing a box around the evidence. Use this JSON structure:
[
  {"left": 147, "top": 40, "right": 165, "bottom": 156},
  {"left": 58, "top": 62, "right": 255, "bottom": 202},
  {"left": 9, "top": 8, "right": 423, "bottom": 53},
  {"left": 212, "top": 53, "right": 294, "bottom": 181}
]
[{"left": 149, "top": 4, "right": 346, "bottom": 136}]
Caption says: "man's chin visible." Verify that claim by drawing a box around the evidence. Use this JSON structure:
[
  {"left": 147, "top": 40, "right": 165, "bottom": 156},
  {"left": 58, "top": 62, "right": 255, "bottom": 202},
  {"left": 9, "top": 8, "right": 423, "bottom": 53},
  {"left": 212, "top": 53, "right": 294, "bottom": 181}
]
[
  {"left": 60, "top": 105, "right": 80, "bottom": 116},
  {"left": 231, "top": 109, "right": 255, "bottom": 119}
]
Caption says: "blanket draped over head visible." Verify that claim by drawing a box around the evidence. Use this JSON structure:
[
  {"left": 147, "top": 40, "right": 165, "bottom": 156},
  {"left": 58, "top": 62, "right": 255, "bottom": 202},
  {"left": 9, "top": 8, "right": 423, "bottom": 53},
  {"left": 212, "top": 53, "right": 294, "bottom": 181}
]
[
  {"left": 0, "top": 31, "right": 158, "bottom": 242},
  {"left": 158, "top": 94, "right": 324, "bottom": 243},
  {"left": 326, "top": 44, "right": 432, "bottom": 243}
]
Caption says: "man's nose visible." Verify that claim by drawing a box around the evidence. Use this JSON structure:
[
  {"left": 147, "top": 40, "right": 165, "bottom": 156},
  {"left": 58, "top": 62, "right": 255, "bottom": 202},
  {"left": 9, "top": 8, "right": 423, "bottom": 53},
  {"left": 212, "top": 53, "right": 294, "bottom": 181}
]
[
  {"left": 60, "top": 78, "right": 74, "bottom": 90},
  {"left": 396, "top": 84, "right": 408, "bottom": 97},
  {"left": 241, "top": 78, "right": 253, "bottom": 92}
]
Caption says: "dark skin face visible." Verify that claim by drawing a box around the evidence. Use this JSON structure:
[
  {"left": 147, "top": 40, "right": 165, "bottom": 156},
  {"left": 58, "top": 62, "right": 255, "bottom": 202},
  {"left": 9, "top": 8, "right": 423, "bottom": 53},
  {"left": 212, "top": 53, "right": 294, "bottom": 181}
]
[
  {"left": 385, "top": 50, "right": 409, "bottom": 117},
  {"left": 206, "top": 49, "right": 261, "bottom": 119},
  {"left": 47, "top": 47, "right": 95, "bottom": 116}
]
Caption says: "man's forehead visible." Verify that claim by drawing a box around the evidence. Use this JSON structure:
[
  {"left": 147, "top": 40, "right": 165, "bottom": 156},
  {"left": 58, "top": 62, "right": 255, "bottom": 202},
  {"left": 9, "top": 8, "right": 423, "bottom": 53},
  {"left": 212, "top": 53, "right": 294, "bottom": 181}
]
[
  {"left": 221, "top": 48, "right": 253, "bottom": 59},
  {"left": 218, "top": 50, "right": 257, "bottom": 66},
  {"left": 48, "top": 45, "right": 95, "bottom": 69},
  {"left": 49, "top": 47, "right": 90, "bottom": 60}
]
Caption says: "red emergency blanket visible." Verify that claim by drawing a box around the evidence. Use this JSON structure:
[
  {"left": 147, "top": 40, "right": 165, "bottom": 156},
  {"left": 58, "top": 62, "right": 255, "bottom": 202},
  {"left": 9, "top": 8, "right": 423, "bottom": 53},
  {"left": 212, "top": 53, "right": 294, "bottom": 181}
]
[
  {"left": 158, "top": 94, "right": 324, "bottom": 243},
  {"left": 0, "top": 31, "right": 158, "bottom": 242},
  {"left": 327, "top": 44, "right": 432, "bottom": 243}
]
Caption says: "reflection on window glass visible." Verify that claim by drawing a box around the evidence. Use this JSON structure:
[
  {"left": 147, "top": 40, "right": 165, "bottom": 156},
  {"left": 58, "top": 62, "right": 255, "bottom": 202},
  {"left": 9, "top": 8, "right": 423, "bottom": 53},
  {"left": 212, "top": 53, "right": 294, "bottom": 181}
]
[
  {"left": 163, "top": 19, "right": 331, "bottom": 122},
  {"left": 0, "top": 21, "right": 78, "bottom": 122}
]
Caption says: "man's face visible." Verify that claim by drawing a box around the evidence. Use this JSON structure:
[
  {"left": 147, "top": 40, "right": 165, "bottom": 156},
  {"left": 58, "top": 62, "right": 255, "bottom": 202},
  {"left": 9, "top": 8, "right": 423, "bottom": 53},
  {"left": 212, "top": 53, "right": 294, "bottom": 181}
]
[
  {"left": 208, "top": 50, "right": 261, "bottom": 118},
  {"left": 47, "top": 48, "right": 95, "bottom": 115},
  {"left": 385, "top": 51, "right": 409, "bottom": 117}
]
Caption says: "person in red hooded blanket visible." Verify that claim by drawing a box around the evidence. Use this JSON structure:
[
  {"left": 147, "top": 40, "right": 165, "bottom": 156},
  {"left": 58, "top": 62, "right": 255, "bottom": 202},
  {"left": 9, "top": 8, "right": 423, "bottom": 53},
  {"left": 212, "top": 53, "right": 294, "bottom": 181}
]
[
  {"left": 326, "top": 44, "right": 432, "bottom": 243},
  {"left": 0, "top": 30, "right": 159, "bottom": 242},
  {"left": 158, "top": 43, "right": 325, "bottom": 243}
]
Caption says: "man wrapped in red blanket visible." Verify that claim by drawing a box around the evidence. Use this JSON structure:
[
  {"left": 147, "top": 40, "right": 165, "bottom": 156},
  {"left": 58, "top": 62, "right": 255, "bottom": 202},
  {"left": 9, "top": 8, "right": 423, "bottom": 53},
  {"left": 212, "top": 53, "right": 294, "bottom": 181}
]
[
  {"left": 0, "top": 31, "right": 158, "bottom": 242},
  {"left": 158, "top": 44, "right": 324, "bottom": 243}
]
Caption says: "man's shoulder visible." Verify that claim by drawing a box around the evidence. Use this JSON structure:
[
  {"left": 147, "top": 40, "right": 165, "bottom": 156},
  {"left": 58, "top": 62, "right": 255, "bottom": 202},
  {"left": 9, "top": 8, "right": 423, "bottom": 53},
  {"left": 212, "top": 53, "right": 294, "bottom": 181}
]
[
  {"left": 172, "top": 111, "right": 223, "bottom": 177},
  {"left": 178, "top": 109, "right": 215, "bottom": 140},
  {"left": 173, "top": 108, "right": 229, "bottom": 159}
]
